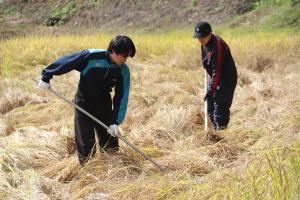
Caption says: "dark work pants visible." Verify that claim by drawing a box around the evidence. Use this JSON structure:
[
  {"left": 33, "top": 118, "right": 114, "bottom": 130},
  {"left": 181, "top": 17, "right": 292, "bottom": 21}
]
[
  {"left": 74, "top": 95, "right": 119, "bottom": 165},
  {"left": 207, "top": 83, "right": 236, "bottom": 130}
]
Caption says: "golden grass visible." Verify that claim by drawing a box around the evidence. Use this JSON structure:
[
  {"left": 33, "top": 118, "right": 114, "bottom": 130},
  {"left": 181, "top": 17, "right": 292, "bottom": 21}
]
[{"left": 0, "top": 30, "right": 299, "bottom": 199}]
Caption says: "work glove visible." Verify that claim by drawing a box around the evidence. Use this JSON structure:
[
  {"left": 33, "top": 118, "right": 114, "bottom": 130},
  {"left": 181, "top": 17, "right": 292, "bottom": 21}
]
[
  {"left": 107, "top": 124, "right": 120, "bottom": 137},
  {"left": 38, "top": 79, "right": 50, "bottom": 89}
]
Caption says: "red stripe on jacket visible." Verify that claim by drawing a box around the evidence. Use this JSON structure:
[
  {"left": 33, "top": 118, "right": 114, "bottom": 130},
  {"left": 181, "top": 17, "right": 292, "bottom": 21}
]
[{"left": 209, "top": 33, "right": 223, "bottom": 95}]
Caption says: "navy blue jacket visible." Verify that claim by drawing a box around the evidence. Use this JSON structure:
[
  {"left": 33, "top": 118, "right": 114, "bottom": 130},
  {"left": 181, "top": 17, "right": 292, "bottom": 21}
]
[
  {"left": 201, "top": 33, "right": 237, "bottom": 96},
  {"left": 41, "top": 49, "right": 130, "bottom": 125}
]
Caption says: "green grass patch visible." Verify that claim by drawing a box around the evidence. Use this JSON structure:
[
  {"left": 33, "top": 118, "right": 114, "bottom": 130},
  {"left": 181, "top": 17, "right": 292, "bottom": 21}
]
[
  {"left": 263, "top": 4, "right": 300, "bottom": 30},
  {"left": 255, "top": 0, "right": 300, "bottom": 7},
  {"left": 53, "top": 1, "right": 78, "bottom": 20},
  {"left": 219, "top": 1, "right": 300, "bottom": 33}
]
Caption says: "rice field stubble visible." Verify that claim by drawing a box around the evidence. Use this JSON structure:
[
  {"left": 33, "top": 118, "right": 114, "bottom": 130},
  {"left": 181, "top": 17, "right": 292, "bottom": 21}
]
[{"left": 0, "top": 31, "right": 299, "bottom": 199}]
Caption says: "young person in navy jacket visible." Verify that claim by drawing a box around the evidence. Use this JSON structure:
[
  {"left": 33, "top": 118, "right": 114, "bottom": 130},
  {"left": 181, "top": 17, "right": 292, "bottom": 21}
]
[{"left": 38, "top": 35, "right": 136, "bottom": 165}]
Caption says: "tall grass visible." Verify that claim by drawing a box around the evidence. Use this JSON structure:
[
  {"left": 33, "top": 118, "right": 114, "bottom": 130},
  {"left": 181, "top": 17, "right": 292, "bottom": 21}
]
[{"left": 0, "top": 30, "right": 299, "bottom": 199}]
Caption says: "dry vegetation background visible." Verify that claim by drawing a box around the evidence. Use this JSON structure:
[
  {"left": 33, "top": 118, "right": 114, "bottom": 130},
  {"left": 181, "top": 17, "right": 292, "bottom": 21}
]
[{"left": 0, "top": 31, "right": 300, "bottom": 199}]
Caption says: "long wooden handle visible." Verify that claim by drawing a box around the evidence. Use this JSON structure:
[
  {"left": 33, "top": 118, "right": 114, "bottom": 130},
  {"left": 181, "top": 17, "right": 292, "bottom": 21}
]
[
  {"left": 32, "top": 78, "right": 165, "bottom": 171},
  {"left": 204, "top": 71, "right": 208, "bottom": 132}
]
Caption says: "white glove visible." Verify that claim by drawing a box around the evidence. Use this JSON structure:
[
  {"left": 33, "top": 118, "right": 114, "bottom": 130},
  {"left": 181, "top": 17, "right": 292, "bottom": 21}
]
[
  {"left": 38, "top": 80, "right": 50, "bottom": 89},
  {"left": 107, "top": 124, "right": 120, "bottom": 137}
]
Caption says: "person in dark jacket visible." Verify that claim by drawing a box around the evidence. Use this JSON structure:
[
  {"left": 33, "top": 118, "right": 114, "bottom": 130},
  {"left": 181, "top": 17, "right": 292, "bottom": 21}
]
[
  {"left": 193, "top": 21, "right": 237, "bottom": 131},
  {"left": 38, "top": 35, "right": 136, "bottom": 165}
]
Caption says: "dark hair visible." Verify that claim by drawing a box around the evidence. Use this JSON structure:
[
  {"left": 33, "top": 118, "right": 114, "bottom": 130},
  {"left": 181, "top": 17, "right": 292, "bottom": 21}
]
[{"left": 107, "top": 35, "right": 136, "bottom": 57}]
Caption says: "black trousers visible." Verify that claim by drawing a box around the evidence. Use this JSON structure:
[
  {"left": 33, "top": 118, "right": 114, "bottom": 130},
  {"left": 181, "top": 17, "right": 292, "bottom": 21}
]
[
  {"left": 207, "top": 82, "right": 236, "bottom": 130},
  {"left": 74, "top": 95, "right": 119, "bottom": 165}
]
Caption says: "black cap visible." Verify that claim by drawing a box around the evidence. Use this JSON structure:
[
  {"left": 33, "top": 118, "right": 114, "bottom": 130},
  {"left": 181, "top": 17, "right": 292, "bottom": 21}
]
[{"left": 193, "top": 21, "right": 212, "bottom": 38}]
